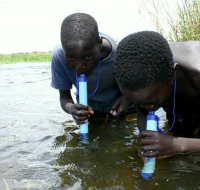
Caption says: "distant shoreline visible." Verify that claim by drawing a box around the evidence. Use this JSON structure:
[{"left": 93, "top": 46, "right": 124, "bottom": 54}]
[{"left": 0, "top": 52, "right": 52, "bottom": 64}]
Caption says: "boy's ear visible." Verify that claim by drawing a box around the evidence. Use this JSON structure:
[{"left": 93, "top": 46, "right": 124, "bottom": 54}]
[
  {"left": 99, "top": 36, "right": 103, "bottom": 43},
  {"left": 173, "top": 62, "right": 178, "bottom": 79},
  {"left": 99, "top": 36, "right": 103, "bottom": 50}
]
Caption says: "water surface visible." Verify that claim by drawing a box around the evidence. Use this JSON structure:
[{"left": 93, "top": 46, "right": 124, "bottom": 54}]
[{"left": 1, "top": 62, "right": 200, "bottom": 190}]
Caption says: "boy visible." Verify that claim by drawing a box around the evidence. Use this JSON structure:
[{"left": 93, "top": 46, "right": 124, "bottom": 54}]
[
  {"left": 114, "top": 31, "right": 200, "bottom": 157},
  {"left": 51, "top": 13, "right": 134, "bottom": 125}
]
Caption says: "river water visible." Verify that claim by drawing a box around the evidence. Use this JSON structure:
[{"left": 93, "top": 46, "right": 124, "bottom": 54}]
[{"left": 1, "top": 62, "right": 200, "bottom": 190}]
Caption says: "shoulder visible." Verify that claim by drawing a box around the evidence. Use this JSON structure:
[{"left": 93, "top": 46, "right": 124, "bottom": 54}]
[
  {"left": 169, "top": 41, "right": 200, "bottom": 61},
  {"left": 169, "top": 41, "right": 200, "bottom": 71},
  {"left": 170, "top": 41, "right": 200, "bottom": 93},
  {"left": 99, "top": 32, "right": 118, "bottom": 49},
  {"left": 99, "top": 32, "right": 117, "bottom": 61},
  {"left": 169, "top": 41, "right": 200, "bottom": 55},
  {"left": 52, "top": 44, "right": 65, "bottom": 57},
  {"left": 51, "top": 44, "right": 66, "bottom": 65}
]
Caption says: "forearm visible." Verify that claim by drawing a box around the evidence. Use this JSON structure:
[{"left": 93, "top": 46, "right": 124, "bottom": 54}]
[
  {"left": 137, "top": 116, "right": 147, "bottom": 133},
  {"left": 173, "top": 137, "right": 200, "bottom": 154},
  {"left": 60, "top": 97, "right": 74, "bottom": 114},
  {"left": 135, "top": 105, "right": 148, "bottom": 133}
]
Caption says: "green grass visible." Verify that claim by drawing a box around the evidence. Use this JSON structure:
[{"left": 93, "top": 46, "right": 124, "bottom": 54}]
[
  {"left": 0, "top": 52, "right": 52, "bottom": 64},
  {"left": 164, "top": 0, "right": 200, "bottom": 41},
  {"left": 140, "top": 0, "right": 200, "bottom": 41}
]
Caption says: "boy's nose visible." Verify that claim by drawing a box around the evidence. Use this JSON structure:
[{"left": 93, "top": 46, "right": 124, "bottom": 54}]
[
  {"left": 75, "top": 61, "right": 85, "bottom": 70},
  {"left": 140, "top": 104, "right": 155, "bottom": 111}
]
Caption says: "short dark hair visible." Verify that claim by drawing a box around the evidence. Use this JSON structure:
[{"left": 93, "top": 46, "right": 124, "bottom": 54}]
[
  {"left": 61, "top": 13, "right": 99, "bottom": 49},
  {"left": 114, "top": 31, "right": 174, "bottom": 91}
]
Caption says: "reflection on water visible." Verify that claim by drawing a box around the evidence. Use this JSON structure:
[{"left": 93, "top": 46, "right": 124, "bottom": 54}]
[
  {"left": 1, "top": 63, "right": 200, "bottom": 189},
  {"left": 54, "top": 114, "right": 140, "bottom": 189}
]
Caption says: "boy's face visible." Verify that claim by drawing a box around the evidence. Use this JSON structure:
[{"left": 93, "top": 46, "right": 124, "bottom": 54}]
[
  {"left": 120, "top": 82, "right": 173, "bottom": 111},
  {"left": 63, "top": 40, "right": 100, "bottom": 74}
]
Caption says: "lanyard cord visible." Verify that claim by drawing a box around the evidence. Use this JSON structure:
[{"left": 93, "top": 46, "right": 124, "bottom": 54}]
[
  {"left": 157, "top": 79, "right": 176, "bottom": 133},
  {"left": 75, "top": 53, "right": 101, "bottom": 97}
]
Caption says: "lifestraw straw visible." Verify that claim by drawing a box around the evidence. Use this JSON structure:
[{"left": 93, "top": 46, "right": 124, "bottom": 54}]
[
  {"left": 141, "top": 111, "right": 158, "bottom": 180},
  {"left": 78, "top": 74, "right": 89, "bottom": 138}
]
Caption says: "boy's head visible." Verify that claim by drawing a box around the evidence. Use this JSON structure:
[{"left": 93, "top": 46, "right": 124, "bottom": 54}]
[
  {"left": 61, "top": 12, "right": 99, "bottom": 48},
  {"left": 114, "top": 31, "right": 176, "bottom": 111},
  {"left": 61, "top": 13, "right": 101, "bottom": 74}
]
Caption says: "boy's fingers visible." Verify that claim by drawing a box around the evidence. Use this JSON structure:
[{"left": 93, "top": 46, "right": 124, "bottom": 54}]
[
  {"left": 88, "top": 107, "right": 94, "bottom": 114},
  {"left": 111, "top": 110, "right": 117, "bottom": 116}
]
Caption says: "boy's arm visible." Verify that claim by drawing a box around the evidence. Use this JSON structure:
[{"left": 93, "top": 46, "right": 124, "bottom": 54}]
[
  {"left": 135, "top": 105, "right": 148, "bottom": 133},
  {"left": 141, "top": 131, "right": 200, "bottom": 157},
  {"left": 175, "top": 137, "right": 200, "bottom": 154},
  {"left": 59, "top": 90, "right": 74, "bottom": 114}
]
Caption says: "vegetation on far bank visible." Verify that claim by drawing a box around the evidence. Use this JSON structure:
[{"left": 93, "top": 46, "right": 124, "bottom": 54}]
[{"left": 0, "top": 52, "right": 52, "bottom": 64}]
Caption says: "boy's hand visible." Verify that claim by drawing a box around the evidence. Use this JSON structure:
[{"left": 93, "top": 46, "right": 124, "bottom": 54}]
[
  {"left": 110, "top": 96, "right": 129, "bottom": 116},
  {"left": 139, "top": 130, "right": 176, "bottom": 157},
  {"left": 70, "top": 104, "right": 94, "bottom": 125},
  {"left": 137, "top": 145, "right": 147, "bottom": 163}
]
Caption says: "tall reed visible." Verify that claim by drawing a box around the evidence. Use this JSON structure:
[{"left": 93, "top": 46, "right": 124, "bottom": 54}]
[{"left": 140, "top": 0, "right": 200, "bottom": 41}]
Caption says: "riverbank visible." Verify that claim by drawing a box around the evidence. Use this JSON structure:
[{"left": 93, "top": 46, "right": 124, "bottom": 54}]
[{"left": 0, "top": 52, "right": 51, "bottom": 64}]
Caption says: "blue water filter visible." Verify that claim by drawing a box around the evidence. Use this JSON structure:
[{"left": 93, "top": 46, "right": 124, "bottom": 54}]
[
  {"left": 78, "top": 74, "right": 88, "bottom": 137},
  {"left": 141, "top": 111, "right": 158, "bottom": 180}
]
